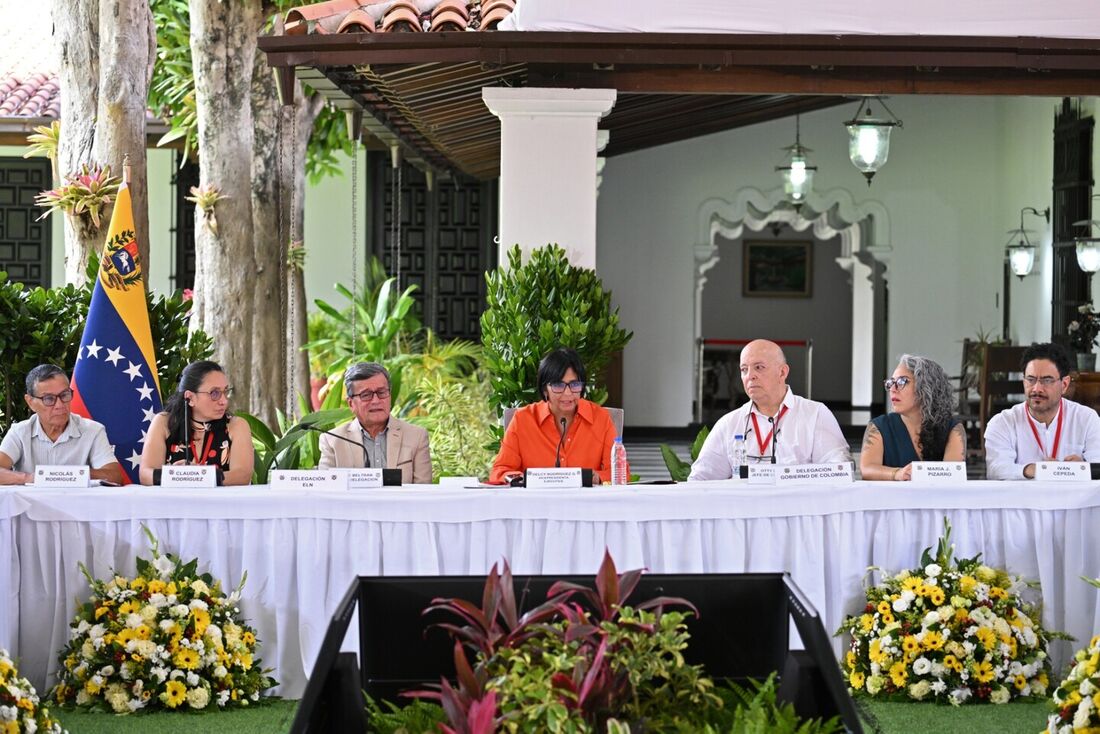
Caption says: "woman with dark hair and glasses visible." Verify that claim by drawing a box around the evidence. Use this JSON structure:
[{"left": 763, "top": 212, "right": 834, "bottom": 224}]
[
  {"left": 860, "top": 354, "right": 966, "bottom": 481},
  {"left": 139, "top": 360, "right": 254, "bottom": 486},
  {"left": 489, "top": 347, "right": 618, "bottom": 484}
]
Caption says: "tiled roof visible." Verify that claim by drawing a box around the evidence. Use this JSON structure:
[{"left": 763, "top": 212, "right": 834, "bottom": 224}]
[
  {"left": 0, "top": 73, "right": 60, "bottom": 118},
  {"left": 284, "top": 0, "right": 515, "bottom": 35}
]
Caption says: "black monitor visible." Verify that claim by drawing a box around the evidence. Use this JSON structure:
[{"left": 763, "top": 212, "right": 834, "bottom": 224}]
[{"left": 294, "top": 572, "right": 862, "bottom": 733}]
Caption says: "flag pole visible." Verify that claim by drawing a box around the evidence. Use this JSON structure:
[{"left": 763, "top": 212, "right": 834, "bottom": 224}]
[{"left": 123, "top": 154, "right": 131, "bottom": 186}]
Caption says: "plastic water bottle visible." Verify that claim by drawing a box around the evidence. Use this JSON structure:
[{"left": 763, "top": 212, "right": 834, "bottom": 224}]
[
  {"left": 731, "top": 433, "right": 747, "bottom": 477},
  {"left": 610, "top": 437, "right": 628, "bottom": 485}
]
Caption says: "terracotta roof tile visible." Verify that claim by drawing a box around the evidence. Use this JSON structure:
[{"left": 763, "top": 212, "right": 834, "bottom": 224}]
[
  {"left": 282, "top": 0, "right": 512, "bottom": 35},
  {"left": 0, "top": 73, "right": 60, "bottom": 118}
]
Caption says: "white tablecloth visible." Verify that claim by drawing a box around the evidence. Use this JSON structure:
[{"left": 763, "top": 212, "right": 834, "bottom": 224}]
[{"left": 4, "top": 480, "right": 1100, "bottom": 698}]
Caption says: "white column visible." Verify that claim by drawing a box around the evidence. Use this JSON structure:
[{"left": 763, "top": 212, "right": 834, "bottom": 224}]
[{"left": 483, "top": 87, "right": 616, "bottom": 269}]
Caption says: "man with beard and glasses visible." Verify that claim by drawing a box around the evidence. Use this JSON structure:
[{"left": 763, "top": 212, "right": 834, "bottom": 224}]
[{"left": 983, "top": 342, "right": 1100, "bottom": 479}]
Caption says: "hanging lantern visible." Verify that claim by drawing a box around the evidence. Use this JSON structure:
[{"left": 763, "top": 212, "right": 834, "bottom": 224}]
[
  {"left": 1073, "top": 212, "right": 1100, "bottom": 273},
  {"left": 844, "top": 97, "right": 902, "bottom": 185},
  {"left": 775, "top": 115, "right": 817, "bottom": 206},
  {"left": 1004, "top": 206, "right": 1050, "bottom": 279}
]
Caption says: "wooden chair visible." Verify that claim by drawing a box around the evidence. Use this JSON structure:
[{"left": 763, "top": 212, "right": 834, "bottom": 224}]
[
  {"left": 503, "top": 406, "right": 624, "bottom": 438},
  {"left": 978, "top": 344, "right": 1029, "bottom": 432}
]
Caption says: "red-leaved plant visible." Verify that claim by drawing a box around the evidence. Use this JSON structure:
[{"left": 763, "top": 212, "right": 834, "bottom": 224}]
[{"left": 406, "top": 550, "right": 697, "bottom": 733}]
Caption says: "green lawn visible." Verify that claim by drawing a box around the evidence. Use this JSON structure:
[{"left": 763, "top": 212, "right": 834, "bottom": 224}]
[
  {"left": 52, "top": 699, "right": 297, "bottom": 734},
  {"left": 860, "top": 699, "right": 1052, "bottom": 734}
]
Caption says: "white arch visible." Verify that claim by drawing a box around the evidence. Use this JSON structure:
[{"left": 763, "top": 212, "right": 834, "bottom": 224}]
[{"left": 693, "top": 186, "right": 893, "bottom": 411}]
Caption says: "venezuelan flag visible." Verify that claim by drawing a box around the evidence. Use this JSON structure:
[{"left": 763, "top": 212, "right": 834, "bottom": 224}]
[{"left": 71, "top": 183, "right": 162, "bottom": 483}]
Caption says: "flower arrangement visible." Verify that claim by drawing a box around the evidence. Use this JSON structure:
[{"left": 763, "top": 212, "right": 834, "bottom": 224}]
[
  {"left": 1045, "top": 577, "right": 1100, "bottom": 733},
  {"left": 0, "top": 648, "right": 66, "bottom": 733},
  {"left": 1068, "top": 303, "right": 1100, "bottom": 352},
  {"left": 34, "top": 163, "right": 121, "bottom": 229},
  {"left": 52, "top": 528, "right": 275, "bottom": 714},
  {"left": 837, "top": 518, "right": 1057, "bottom": 705}
]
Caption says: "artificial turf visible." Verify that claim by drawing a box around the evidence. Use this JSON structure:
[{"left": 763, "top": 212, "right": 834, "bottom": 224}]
[
  {"left": 859, "top": 698, "right": 1053, "bottom": 734},
  {"left": 51, "top": 698, "right": 297, "bottom": 734}
]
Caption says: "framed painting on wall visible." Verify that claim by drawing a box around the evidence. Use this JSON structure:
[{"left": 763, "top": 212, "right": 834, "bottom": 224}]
[{"left": 742, "top": 241, "right": 812, "bottom": 297}]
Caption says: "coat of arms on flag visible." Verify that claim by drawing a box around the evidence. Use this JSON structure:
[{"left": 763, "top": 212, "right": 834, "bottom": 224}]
[{"left": 70, "top": 182, "right": 162, "bottom": 483}]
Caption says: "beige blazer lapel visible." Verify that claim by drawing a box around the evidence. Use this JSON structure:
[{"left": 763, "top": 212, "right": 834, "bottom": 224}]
[
  {"left": 336, "top": 420, "right": 366, "bottom": 467},
  {"left": 386, "top": 419, "right": 404, "bottom": 469}
]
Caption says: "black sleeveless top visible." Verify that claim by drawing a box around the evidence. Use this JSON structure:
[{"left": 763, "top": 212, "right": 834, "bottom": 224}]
[
  {"left": 871, "top": 413, "right": 960, "bottom": 468},
  {"left": 165, "top": 416, "right": 232, "bottom": 470}
]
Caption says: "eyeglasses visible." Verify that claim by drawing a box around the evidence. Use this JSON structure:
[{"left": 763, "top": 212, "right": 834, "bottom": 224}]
[
  {"left": 883, "top": 376, "right": 912, "bottom": 391},
  {"left": 194, "top": 387, "right": 233, "bottom": 401},
  {"left": 1023, "top": 376, "right": 1060, "bottom": 387},
  {"left": 349, "top": 387, "right": 391, "bottom": 402},
  {"left": 31, "top": 388, "right": 74, "bottom": 407},
  {"left": 548, "top": 380, "right": 585, "bottom": 394}
]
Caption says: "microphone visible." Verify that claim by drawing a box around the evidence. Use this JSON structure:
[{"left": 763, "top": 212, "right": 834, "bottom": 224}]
[
  {"left": 182, "top": 395, "right": 191, "bottom": 465},
  {"left": 301, "top": 424, "right": 370, "bottom": 467},
  {"left": 555, "top": 417, "right": 567, "bottom": 468}
]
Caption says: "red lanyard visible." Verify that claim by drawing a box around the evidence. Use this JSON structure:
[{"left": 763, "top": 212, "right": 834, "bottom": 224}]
[
  {"left": 191, "top": 431, "right": 214, "bottom": 465},
  {"left": 750, "top": 405, "right": 789, "bottom": 456},
  {"left": 1025, "top": 399, "right": 1064, "bottom": 459}
]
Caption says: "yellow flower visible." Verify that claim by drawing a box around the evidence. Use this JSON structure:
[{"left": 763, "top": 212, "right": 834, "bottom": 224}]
[
  {"left": 242, "top": 631, "right": 256, "bottom": 646},
  {"left": 850, "top": 671, "right": 865, "bottom": 690},
  {"left": 113, "top": 575, "right": 129, "bottom": 589},
  {"left": 94, "top": 605, "right": 110, "bottom": 620},
  {"left": 166, "top": 581, "right": 178, "bottom": 595},
  {"left": 869, "top": 639, "right": 885, "bottom": 664},
  {"left": 15, "top": 698, "right": 32, "bottom": 711},
  {"left": 84, "top": 678, "right": 103, "bottom": 695},
  {"left": 902, "top": 576, "right": 923, "bottom": 592},
  {"left": 162, "top": 680, "right": 187, "bottom": 708},
  {"left": 147, "top": 579, "right": 166, "bottom": 594},
  {"left": 0, "top": 659, "right": 11, "bottom": 677},
  {"left": 846, "top": 651, "right": 857, "bottom": 669},
  {"left": 860, "top": 614, "right": 874, "bottom": 633},
  {"left": 902, "top": 636, "right": 920, "bottom": 654},
  {"left": 889, "top": 661, "right": 908, "bottom": 687},
  {"left": 929, "top": 587, "right": 946, "bottom": 606},
  {"left": 118, "top": 600, "right": 139, "bottom": 615},
  {"left": 116, "top": 628, "right": 137, "bottom": 647},
  {"left": 237, "top": 651, "right": 253, "bottom": 670},
  {"left": 192, "top": 609, "right": 211, "bottom": 637},
  {"left": 877, "top": 601, "right": 891, "bottom": 616},
  {"left": 923, "top": 630, "right": 945, "bottom": 650},
  {"left": 2, "top": 722, "right": 17, "bottom": 734},
  {"left": 973, "top": 660, "right": 995, "bottom": 683},
  {"left": 1012, "top": 674, "right": 1027, "bottom": 690},
  {"left": 943, "top": 654, "right": 960, "bottom": 671},
  {"left": 959, "top": 575, "right": 977, "bottom": 595},
  {"left": 1092, "top": 690, "right": 1100, "bottom": 710},
  {"left": 130, "top": 577, "right": 147, "bottom": 592},
  {"left": 989, "top": 586, "right": 1008, "bottom": 600},
  {"left": 174, "top": 648, "right": 201, "bottom": 670},
  {"left": 975, "top": 627, "right": 997, "bottom": 651},
  {"left": 915, "top": 583, "right": 930, "bottom": 597},
  {"left": 881, "top": 611, "right": 895, "bottom": 625}
]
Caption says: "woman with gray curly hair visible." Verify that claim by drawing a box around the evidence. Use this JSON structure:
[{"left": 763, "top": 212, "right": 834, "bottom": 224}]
[{"left": 860, "top": 354, "right": 966, "bottom": 480}]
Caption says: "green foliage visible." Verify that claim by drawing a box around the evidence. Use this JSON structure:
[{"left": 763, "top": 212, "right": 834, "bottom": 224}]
[
  {"left": 365, "top": 695, "right": 446, "bottom": 734},
  {"left": 704, "top": 675, "right": 844, "bottom": 734},
  {"left": 0, "top": 255, "right": 211, "bottom": 433},
  {"left": 661, "top": 425, "right": 710, "bottom": 481},
  {"left": 148, "top": 0, "right": 354, "bottom": 180},
  {"left": 240, "top": 403, "right": 353, "bottom": 485},
  {"left": 404, "top": 363, "right": 496, "bottom": 480},
  {"left": 480, "top": 245, "right": 632, "bottom": 416}
]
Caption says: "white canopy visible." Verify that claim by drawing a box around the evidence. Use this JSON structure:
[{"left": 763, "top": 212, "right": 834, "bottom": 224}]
[{"left": 500, "top": 0, "right": 1100, "bottom": 40}]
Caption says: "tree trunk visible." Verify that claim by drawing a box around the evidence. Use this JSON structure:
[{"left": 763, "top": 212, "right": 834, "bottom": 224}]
[
  {"left": 96, "top": 0, "right": 157, "bottom": 284},
  {"left": 249, "top": 52, "right": 286, "bottom": 427},
  {"left": 189, "top": 0, "right": 260, "bottom": 405},
  {"left": 287, "top": 94, "right": 321, "bottom": 415},
  {"left": 55, "top": 0, "right": 102, "bottom": 284}
]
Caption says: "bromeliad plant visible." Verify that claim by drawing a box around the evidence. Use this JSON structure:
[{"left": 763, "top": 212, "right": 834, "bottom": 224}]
[
  {"left": 35, "top": 163, "right": 121, "bottom": 230},
  {"left": 837, "top": 517, "right": 1059, "bottom": 706},
  {"left": 408, "top": 551, "right": 720, "bottom": 733},
  {"left": 52, "top": 527, "right": 275, "bottom": 714}
]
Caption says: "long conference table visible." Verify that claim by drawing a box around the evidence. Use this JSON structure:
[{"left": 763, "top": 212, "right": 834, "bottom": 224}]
[{"left": 2, "top": 480, "right": 1100, "bottom": 698}]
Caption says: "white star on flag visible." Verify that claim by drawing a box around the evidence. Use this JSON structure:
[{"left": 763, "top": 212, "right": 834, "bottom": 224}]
[
  {"left": 124, "top": 361, "right": 143, "bottom": 381},
  {"left": 85, "top": 340, "right": 102, "bottom": 359},
  {"left": 138, "top": 429, "right": 148, "bottom": 445},
  {"left": 136, "top": 382, "right": 154, "bottom": 402},
  {"left": 105, "top": 347, "right": 124, "bottom": 366},
  {"left": 142, "top": 406, "right": 157, "bottom": 423},
  {"left": 127, "top": 450, "right": 142, "bottom": 469}
]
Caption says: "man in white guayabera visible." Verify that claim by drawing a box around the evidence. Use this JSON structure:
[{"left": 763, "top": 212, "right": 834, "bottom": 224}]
[
  {"left": 688, "top": 339, "right": 850, "bottom": 481},
  {"left": 984, "top": 342, "right": 1100, "bottom": 479}
]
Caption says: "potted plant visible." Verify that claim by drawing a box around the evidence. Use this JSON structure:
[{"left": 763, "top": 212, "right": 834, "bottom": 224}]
[{"left": 1068, "top": 303, "right": 1100, "bottom": 371}]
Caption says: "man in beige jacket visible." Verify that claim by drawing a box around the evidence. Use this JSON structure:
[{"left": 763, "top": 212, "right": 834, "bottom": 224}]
[{"left": 318, "top": 362, "right": 432, "bottom": 484}]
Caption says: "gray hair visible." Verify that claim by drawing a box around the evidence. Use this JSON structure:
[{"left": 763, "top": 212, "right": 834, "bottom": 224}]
[
  {"left": 897, "top": 353, "right": 955, "bottom": 430},
  {"left": 343, "top": 362, "right": 390, "bottom": 395},
  {"left": 25, "top": 364, "right": 67, "bottom": 396}
]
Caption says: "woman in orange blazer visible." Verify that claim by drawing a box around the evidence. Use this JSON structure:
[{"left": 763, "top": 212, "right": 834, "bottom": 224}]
[{"left": 490, "top": 348, "right": 617, "bottom": 485}]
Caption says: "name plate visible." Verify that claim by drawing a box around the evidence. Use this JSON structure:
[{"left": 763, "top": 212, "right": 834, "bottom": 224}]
[
  {"left": 746, "top": 465, "right": 777, "bottom": 484},
  {"left": 776, "top": 463, "right": 853, "bottom": 485},
  {"left": 1035, "top": 461, "right": 1091, "bottom": 481},
  {"left": 911, "top": 461, "right": 967, "bottom": 483},
  {"left": 526, "top": 468, "right": 583, "bottom": 489},
  {"left": 271, "top": 470, "right": 348, "bottom": 490},
  {"left": 162, "top": 465, "right": 217, "bottom": 488},
  {"left": 341, "top": 468, "right": 382, "bottom": 489},
  {"left": 34, "top": 465, "right": 89, "bottom": 488}
]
